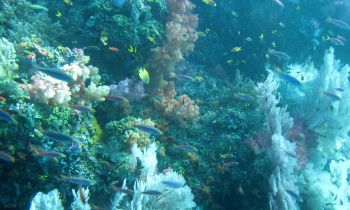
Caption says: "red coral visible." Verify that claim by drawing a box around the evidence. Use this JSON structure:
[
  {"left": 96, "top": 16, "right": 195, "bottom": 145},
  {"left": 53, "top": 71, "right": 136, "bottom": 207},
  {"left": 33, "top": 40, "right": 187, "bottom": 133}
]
[
  {"left": 147, "top": 0, "right": 198, "bottom": 95},
  {"left": 245, "top": 131, "right": 272, "bottom": 154}
]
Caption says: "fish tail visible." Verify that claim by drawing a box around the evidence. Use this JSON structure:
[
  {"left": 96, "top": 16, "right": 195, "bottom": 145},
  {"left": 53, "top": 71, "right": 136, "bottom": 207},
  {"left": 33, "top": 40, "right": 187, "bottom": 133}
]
[{"left": 60, "top": 175, "right": 68, "bottom": 181}]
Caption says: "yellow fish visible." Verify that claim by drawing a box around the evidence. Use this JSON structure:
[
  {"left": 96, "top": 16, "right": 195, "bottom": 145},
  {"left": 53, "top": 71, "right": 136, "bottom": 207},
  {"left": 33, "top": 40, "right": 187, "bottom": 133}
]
[
  {"left": 56, "top": 11, "right": 62, "bottom": 18},
  {"left": 197, "top": 31, "right": 207, "bottom": 38},
  {"left": 245, "top": 37, "right": 252, "bottom": 42},
  {"left": 231, "top": 47, "right": 242, "bottom": 52},
  {"left": 237, "top": 185, "right": 245, "bottom": 196},
  {"left": 278, "top": 22, "right": 285, "bottom": 28},
  {"left": 100, "top": 30, "right": 109, "bottom": 46},
  {"left": 259, "top": 33, "right": 264, "bottom": 41},
  {"left": 128, "top": 45, "right": 137, "bottom": 54},
  {"left": 194, "top": 76, "right": 205, "bottom": 82},
  {"left": 202, "top": 0, "right": 217, "bottom": 6},
  {"left": 226, "top": 59, "right": 234, "bottom": 64},
  {"left": 63, "top": 0, "right": 73, "bottom": 5},
  {"left": 272, "top": 41, "right": 276, "bottom": 48},
  {"left": 147, "top": 36, "right": 156, "bottom": 44},
  {"left": 219, "top": 154, "right": 233, "bottom": 159},
  {"left": 231, "top": 11, "right": 238, "bottom": 18},
  {"left": 138, "top": 68, "right": 150, "bottom": 84}
]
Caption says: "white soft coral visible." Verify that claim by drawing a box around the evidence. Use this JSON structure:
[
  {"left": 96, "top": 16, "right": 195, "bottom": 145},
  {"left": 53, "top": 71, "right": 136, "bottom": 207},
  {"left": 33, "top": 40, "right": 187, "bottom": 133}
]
[{"left": 112, "top": 143, "right": 196, "bottom": 210}]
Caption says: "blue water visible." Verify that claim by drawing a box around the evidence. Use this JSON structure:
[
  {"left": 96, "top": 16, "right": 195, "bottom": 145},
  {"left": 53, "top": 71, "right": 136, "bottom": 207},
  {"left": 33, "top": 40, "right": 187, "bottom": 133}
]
[{"left": 0, "top": 0, "right": 350, "bottom": 209}]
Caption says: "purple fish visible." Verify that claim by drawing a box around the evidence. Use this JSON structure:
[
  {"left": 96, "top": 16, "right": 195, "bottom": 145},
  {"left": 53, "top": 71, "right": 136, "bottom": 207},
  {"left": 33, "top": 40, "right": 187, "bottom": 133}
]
[
  {"left": 268, "top": 49, "right": 291, "bottom": 62},
  {"left": 134, "top": 124, "right": 163, "bottom": 136},
  {"left": 234, "top": 93, "right": 255, "bottom": 102},
  {"left": 323, "top": 91, "right": 341, "bottom": 101},
  {"left": 61, "top": 175, "right": 92, "bottom": 186},
  {"left": 0, "top": 108, "right": 17, "bottom": 125},
  {"left": 173, "top": 144, "right": 198, "bottom": 152},
  {"left": 105, "top": 95, "right": 129, "bottom": 103},
  {"left": 69, "top": 104, "right": 95, "bottom": 113},
  {"left": 175, "top": 74, "right": 195, "bottom": 82},
  {"left": 329, "top": 37, "right": 345, "bottom": 46},
  {"left": 273, "top": 71, "right": 302, "bottom": 87},
  {"left": 162, "top": 180, "right": 184, "bottom": 189},
  {"left": 223, "top": 161, "right": 239, "bottom": 168},
  {"left": 31, "top": 63, "right": 75, "bottom": 83},
  {"left": 0, "top": 151, "right": 15, "bottom": 163},
  {"left": 44, "top": 130, "right": 81, "bottom": 145},
  {"left": 141, "top": 190, "right": 162, "bottom": 195},
  {"left": 335, "top": 87, "right": 344, "bottom": 92},
  {"left": 326, "top": 17, "right": 350, "bottom": 30}
]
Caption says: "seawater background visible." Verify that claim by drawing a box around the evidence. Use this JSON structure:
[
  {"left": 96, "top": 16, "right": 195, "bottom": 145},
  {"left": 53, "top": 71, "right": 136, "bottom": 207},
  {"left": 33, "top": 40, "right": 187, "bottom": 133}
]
[{"left": 0, "top": 0, "right": 350, "bottom": 209}]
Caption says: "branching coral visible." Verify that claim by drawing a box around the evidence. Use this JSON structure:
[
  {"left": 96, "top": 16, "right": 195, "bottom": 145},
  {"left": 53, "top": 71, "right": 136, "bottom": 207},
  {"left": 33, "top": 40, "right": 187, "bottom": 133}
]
[
  {"left": 29, "top": 189, "right": 64, "bottom": 210},
  {"left": 102, "top": 117, "right": 157, "bottom": 169},
  {"left": 0, "top": 37, "right": 27, "bottom": 100},
  {"left": 109, "top": 78, "right": 145, "bottom": 101},
  {"left": 281, "top": 48, "right": 350, "bottom": 209},
  {"left": 22, "top": 49, "right": 109, "bottom": 105},
  {"left": 255, "top": 73, "right": 299, "bottom": 210},
  {"left": 147, "top": 0, "right": 198, "bottom": 94},
  {"left": 0, "top": 37, "right": 18, "bottom": 78},
  {"left": 24, "top": 74, "right": 72, "bottom": 105},
  {"left": 154, "top": 83, "right": 199, "bottom": 126},
  {"left": 110, "top": 143, "right": 196, "bottom": 210},
  {"left": 71, "top": 187, "right": 91, "bottom": 210},
  {"left": 0, "top": 0, "right": 64, "bottom": 45}
]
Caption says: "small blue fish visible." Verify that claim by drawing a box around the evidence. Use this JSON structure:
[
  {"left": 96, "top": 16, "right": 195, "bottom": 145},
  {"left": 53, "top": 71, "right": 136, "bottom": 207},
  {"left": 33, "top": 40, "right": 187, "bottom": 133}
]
[
  {"left": 234, "top": 93, "right": 255, "bottom": 102},
  {"left": 175, "top": 74, "right": 195, "bottom": 82},
  {"left": 323, "top": 91, "right": 341, "bottom": 101},
  {"left": 173, "top": 144, "right": 198, "bottom": 152},
  {"left": 44, "top": 130, "right": 81, "bottom": 145},
  {"left": 223, "top": 161, "right": 239, "bottom": 168},
  {"left": 0, "top": 108, "right": 18, "bottom": 125},
  {"left": 31, "top": 63, "right": 74, "bottom": 83},
  {"left": 335, "top": 87, "right": 344, "bottom": 92},
  {"left": 326, "top": 17, "right": 350, "bottom": 30},
  {"left": 60, "top": 175, "right": 92, "bottom": 186},
  {"left": 162, "top": 181, "right": 184, "bottom": 189},
  {"left": 273, "top": 71, "right": 302, "bottom": 87},
  {"left": 69, "top": 104, "right": 95, "bottom": 113},
  {"left": 141, "top": 190, "right": 162, "bottom": 195},
  {"left": 0, "top": 151, "right": 15, "bottom": 163},
  {"left": 134, "top": 124, "right": 163, "bottom": 136},
  {"left": 112, "top": 0, "right": 126, "bottom": 6},
  {"left": 105, "top": 95, "right": 129, "bottom": 103},
  {"left": 268, "top": 49, "right": 291, "bottom": 62}
]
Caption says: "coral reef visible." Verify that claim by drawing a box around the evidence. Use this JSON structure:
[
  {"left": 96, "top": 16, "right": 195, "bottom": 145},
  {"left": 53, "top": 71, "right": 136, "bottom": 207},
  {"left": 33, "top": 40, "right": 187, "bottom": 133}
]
[
  {"left": 110, "top": 143, "right": 196, "bottom": 210},
  {"left": 22, "top": 49, "right": 110, "bottom": 105},
  {"left": 109, "top": 77, "right": 145, "bottom": 101},
  {"left": 29, "top": 189, "right": 63, "bottom": 210},
  {"left": 147, "top": 0, "right": 198, "bottom": 94},
  {"left": 255, "top": 73, "right": 299, "bottom": 210},
  {"left": 24, "top": 74, "right": 71, "bottom": 105},
  {"left": 154, "top": 83, "right": 199, "bottom": 126},
  {"left": 0, "top": 37, "right": 27, "bottom": 100},
  {"left": 71, "top": 187, "right": 91, "bottom": 210},
  {"left": 0, "top": 37, "right": 18, "bottom": 78},
  {"left": 0, "top": 0, "right": 64, "bottom": 45},
  {"left": 281, "top": 48, "right": 350, "bottom": 209}
]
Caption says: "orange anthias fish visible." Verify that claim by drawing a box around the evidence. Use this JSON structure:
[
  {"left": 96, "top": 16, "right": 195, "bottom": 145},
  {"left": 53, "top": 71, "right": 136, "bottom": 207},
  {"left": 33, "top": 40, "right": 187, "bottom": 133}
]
[{"left": 109, "top": 47, "right": 119, "bottom": 52}]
